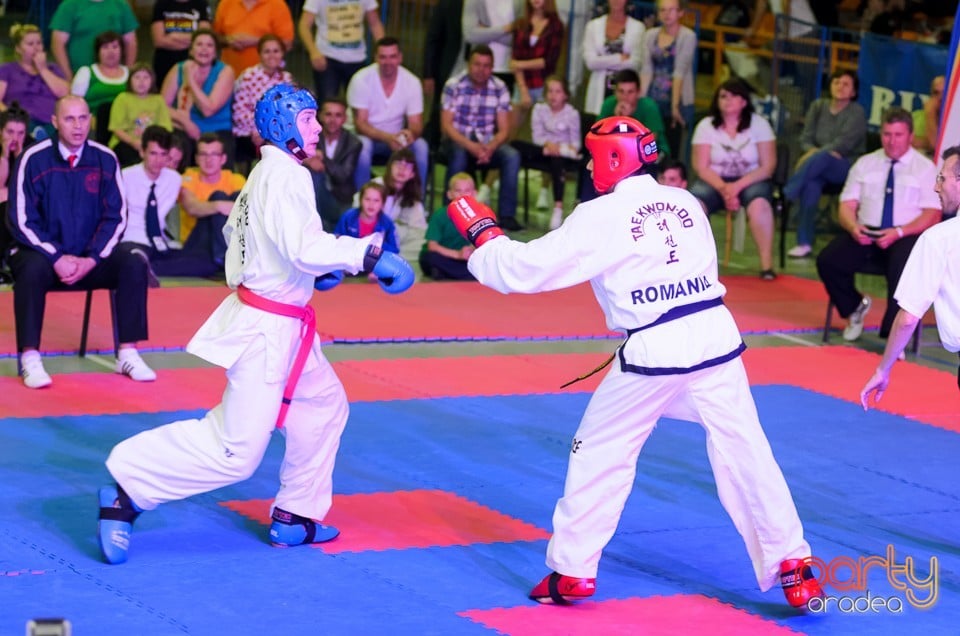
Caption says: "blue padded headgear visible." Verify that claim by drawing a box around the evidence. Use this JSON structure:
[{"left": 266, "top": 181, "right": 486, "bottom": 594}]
[{"left": 254, "top": 84, "right": 318, "bottom": 157}]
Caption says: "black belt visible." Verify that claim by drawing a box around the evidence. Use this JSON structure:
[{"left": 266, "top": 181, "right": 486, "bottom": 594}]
[{"left": 560, "top": 298, "right": 725, "bottom": 389}]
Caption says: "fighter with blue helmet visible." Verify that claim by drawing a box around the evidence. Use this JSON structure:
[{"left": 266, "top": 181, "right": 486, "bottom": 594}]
[{"left": 97, "top": 84, "right": 414, "bottom": 564}]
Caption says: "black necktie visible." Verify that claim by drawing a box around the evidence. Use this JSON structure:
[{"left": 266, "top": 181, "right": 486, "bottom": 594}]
[
  {"left": 880, "top": 159, "right": 897, "bottom": 229},
  {"left": 145, "top": 183, "right": 167, "bottom": 252}
]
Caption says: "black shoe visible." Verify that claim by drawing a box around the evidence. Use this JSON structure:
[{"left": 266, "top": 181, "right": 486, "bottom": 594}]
[{"left": 500, "top": 217, "right": 524, "bottom": 232}]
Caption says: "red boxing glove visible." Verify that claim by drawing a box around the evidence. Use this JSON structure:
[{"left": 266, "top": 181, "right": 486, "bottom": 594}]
[{"left": 447, "top": 196, "right": 504, "bottom": 248}]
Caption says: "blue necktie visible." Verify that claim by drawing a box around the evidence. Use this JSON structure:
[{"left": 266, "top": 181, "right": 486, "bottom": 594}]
[
  {"left": 145, "top": 183, "right": 167, "bottom": 252},
  {"left": 880, "top": 159, "right": 897, "bottom": 229}
]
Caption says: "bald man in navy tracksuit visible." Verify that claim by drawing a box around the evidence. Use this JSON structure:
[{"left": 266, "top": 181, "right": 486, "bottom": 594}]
[{"left": 8, "top": 95, "right": 154, "bottom": 388}]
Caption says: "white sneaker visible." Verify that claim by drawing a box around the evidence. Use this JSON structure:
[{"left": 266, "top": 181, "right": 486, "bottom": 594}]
[
  {"left": 842, "top": 296, "right": 872, "bottom": 341},
  {"left": 21, "top": 352, "right": 52, "bottom": 389},
  {"left": 477, "top": 184, "right": 492, "bottom": 205},
  {"left": 536, "top": 188, "right": 550, "bottom": 209},
  {"left": 549, "top": 206, "right": 563, "bottom": 230},
  {"left": 116, "top": 350, "right": 157, "bottom": 382},
  {"left": 787, "top": 244, "right": 812, "bottom": 258}
]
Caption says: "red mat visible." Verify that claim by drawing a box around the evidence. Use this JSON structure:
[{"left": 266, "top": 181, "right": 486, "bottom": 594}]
[
  {"left": 3, "top": 347, "right": 957, "bottom": 433},
  {"left": 221, "top": 490, "right": 550, "bottom": 554},
  {"left": 0, "top": 276, "right": 926, "bottom": 356},
  {"left": 459, "top": 595, "right": 801, "bottom": 636}
]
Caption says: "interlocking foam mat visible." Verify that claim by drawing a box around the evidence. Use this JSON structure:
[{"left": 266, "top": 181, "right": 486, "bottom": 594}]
[{"left": 1, "top": 376, "right": 958, "bottom": 634}]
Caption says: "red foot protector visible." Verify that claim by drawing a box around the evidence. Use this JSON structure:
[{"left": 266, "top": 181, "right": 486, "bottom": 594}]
[
  {"left": 221, "top": 489, "right": 550, "bottom": 554},
  {"left": 780, "top": 558, "right": 825, "bottom": 609},
  {"left": 460, "top": 595, "right": 801, "bottom": 635},
  {"left": 529, "top": 572, "right": 596, "bottom": 604}
]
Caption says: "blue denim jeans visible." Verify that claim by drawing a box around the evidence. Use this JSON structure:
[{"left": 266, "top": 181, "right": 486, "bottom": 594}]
[
  {"left": 443, "top": 140, "right": 520, "bottom": 220},
  {"left": 356, "top": 136, "right": 429, "bottom": 194},
  {"left": 783, "top": 150, "right": 850, "bottom": 246}
]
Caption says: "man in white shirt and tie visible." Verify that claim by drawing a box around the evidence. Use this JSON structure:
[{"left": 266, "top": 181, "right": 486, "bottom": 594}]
[
  {"left": 816, "top": 107, "right": 941, "bottom": 342},
  {"left": 120, "top": 125, "right": 220, "bottom": 281}
]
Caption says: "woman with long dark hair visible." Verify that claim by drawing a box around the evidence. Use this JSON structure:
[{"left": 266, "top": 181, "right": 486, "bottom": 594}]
[{"left": 689, "top": 78, "right": 777, "bottom": 279}]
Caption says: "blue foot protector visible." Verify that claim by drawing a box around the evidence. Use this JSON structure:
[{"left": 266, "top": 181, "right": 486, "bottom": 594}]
[
  {"left": 269, "top": 507, "right": 339, "bottom": 547},
  {"left": 98, "top": 484, "right": 141, "bottom": 564}
]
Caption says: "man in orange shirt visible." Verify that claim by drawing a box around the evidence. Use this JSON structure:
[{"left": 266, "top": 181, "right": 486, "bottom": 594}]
[
  {"left": 179, "top": 133, "right": 246, "bottom": 266},
  {"left": 212, "top": 0, "right": 294, "bottom": 75}
]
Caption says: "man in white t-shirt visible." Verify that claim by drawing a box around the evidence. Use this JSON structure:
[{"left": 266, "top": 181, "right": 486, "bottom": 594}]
[
  {"left": 861, "top": 145, "right": 960, "bottom": 405},
  {"left": 347, "top": 36, "right": 428, "bottom": 195}
]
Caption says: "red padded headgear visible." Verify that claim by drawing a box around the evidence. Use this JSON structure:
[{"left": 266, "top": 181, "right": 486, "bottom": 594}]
[{"left": 584, "top": 116, "right": 658, "bottom": 193}]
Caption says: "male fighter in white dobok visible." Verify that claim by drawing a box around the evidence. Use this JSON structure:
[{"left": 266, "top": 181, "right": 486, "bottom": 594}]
[
  {"left": 97, "top": 84, "right": 415, "bottom": 564},
  {"left": 447, "top": 116, "right": 823, "bottom": 609}
]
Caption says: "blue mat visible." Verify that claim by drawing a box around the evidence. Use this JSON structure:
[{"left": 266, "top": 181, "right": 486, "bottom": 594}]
[{"left": 1, "top": 387, "right": 958, "bottom": 635}]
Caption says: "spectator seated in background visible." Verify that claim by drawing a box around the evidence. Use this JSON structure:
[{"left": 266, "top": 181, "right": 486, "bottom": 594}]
[
  {"left": 369, "top": 148, "right": 428, "bottom": 264},
  {"left": 419, "top": 172, "right": 477, "bottom": 281},
  {"left": 581, "top": 0, "right": 645, "bottom": 118},
  {"left": 334, "top": 181, "right": 400, "bottom": 282},
  {"left": 441, "top": 44, "right": 522, "bottom": 232},
  {"left": 70, "top": 30, "right": 130, "bottom": 123},
  {"left": 689, "top": 78, "right": 777, "bottom": 280},
  {"left": 119, "top": 126, "right": 220, "bottom": 283},
  {"left": 50, "top": 0, "right": 138, "bottom": 81},
  {"left": 108, "top": 62, "right": 174, "bottom": 167},
  {"left": 161, "top": 29, "right": 235, "bottom": 161},
  {"left": 347, "top": 37, "right": 429, "bottom": 196},
  {"left": 304, "top": 97, "right": 361, "bottom": 232},
  {"left": 0, "top": 23, "right": 70, "bottom": 137},
  {"left": 212, "top": 0, "right": 294, "bottom": 76},
  {"left": 150, "top": 0, "right": 212, "bottom": 84},
  {"left": 599, "top": 69, "right": 670, "bottom": 157},
  {"left": 178, "top": 132, "right": 245, "bottom": 267},
  {"left": 0, "top": 103, "right": 31, "bottom": 285},
  {"left": 167, "top": 129, "right": 191, "bottom": 173},
  {"left": 816, "top": 106, "right": 941, "bottom": 343},
  {"left": 784, "top": 69, "right": 867, "bottom": 259},
  {"left": 513, "top": 75, "right": 581, "bottom": 230},
  {"left": 7, "top": 95, "right": 154, "bottom": 389},
  {"left": 656, "top": 157, "right": 688, "bottom": 188},
  {"left": 231, "top": 34, "right": 295, "bottom": 171},
  {"left": 912, "top": 74, "right": 944, "bottom": 158}
]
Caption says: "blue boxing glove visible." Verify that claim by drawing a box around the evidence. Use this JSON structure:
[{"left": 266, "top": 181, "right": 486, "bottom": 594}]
[
  {"left": 364, "top": 245, "right": 414, "bottom": 294},
  {"left": 314, "top": 270, "right": 344, "bottom": 291}
]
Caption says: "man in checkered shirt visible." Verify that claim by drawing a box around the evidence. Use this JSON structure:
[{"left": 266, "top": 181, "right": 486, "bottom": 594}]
[{"left": 440, "top": 43, "right": 523, "bottom": 231}]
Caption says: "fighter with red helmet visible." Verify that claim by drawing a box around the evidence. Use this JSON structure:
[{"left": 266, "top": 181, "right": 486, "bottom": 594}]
[{"left": 447, "top": 116, "right": 823, "bottom": 609}]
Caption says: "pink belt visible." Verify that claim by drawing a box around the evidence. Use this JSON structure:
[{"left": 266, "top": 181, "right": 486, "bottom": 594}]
[{"left": 237, "top": 285, "right": 315, "bottom": 429}]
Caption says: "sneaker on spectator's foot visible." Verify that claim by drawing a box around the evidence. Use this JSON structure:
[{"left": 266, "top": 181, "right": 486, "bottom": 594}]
[
  {"left": 20, "top": 351, "right": 52, "bottom": 389},
  {"left": 787, "top": 244, "right": 812, "bottom": 258},
  {"left": 477, "top": 184, "right": 492, "bottom": 205},
  {"left": 500, "top": 216, "right": 524, "bottom": 232},
  {"left": 536, "top": 188, "right": 550, "bottom": 209},
  {"left": 549, "top": 206, "right": 563, "bottom": 230},
  {"left": 843, "top": 296, "right": 872, "bottom": 341},
  {"left": 116, "top": 349, "right": 157, "bottom": 382}
]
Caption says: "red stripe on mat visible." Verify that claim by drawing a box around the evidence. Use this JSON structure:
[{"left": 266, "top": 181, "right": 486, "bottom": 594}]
[
  {"left": 0, "top": 276, "right": 929, "bottom": 355},
  {"left": 221, "top": 490, "right": 550, "bottom": 554},
  {"left": 459, "top": 596, "right": 801, "bottom": 636},
  {"left": 2, "top": 347, "right": 957, "bottom": 432}
]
